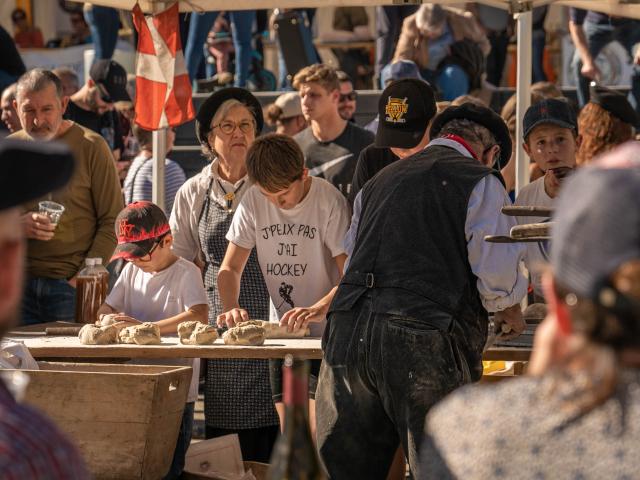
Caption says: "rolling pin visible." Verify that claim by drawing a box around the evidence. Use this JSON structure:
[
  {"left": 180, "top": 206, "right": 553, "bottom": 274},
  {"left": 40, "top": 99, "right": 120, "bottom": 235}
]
[{"left": 45, "top": 326, "right": 83, "bottom": 336}]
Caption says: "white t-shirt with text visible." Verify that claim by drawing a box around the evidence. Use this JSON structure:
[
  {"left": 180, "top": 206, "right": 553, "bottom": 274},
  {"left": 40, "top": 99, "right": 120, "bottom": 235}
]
[
  {"left": 106, "top": 257, "right": 208, "bottom": 402},
  {"left": 514, "top": 176, "right": 554, "bottom": 297},
  {"left": 227, "top": 177, "right": 350, "bottom": 336}
]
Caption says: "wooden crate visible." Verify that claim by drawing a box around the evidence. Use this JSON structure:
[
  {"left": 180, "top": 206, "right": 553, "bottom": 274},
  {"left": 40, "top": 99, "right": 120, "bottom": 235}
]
[{"left": 20, "top": 361, "right": 192, "bottom": 480}]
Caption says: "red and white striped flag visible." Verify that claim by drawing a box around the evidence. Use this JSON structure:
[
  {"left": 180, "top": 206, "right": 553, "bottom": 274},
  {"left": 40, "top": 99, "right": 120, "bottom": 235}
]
[{"left": 132, "top": 2, "right": 195, "bottom": 130}]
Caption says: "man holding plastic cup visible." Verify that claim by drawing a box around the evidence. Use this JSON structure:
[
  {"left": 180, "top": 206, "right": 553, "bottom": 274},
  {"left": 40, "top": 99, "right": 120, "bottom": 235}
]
[{"left": 10, "top": 68, "right": 123, "bottom": 325}]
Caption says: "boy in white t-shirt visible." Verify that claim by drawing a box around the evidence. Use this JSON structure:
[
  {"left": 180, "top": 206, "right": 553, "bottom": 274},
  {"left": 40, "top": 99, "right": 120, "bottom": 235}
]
[
  {"left": 217, "top": 133, "right": 350, "bottom": 433},
  {"left": 96, "top": 201, "right": 208, "bottom": 480},
  {"left": 515, "top": 99, "right": 581, "bottom": 298}
]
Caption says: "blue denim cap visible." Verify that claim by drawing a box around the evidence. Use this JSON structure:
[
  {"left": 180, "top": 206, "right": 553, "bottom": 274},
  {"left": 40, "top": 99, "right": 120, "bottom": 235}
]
[
  {"left": 552, "top": 142, "right": 640, "bottom": 303},
  {"left": 380, "top": 60, "right": 424, "bottom": 88},
  {"left": 523, "top": 98, "right": 577, "bottom": 139}
]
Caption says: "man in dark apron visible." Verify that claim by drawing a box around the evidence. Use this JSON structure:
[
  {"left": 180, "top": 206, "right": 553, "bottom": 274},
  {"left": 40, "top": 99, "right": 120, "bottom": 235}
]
[{"left": 316, "top": 103, "right": 528, "bottom": 478}]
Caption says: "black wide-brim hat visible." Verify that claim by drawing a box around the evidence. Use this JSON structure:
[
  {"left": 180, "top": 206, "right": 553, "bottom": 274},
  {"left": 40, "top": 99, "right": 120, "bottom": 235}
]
[
  {"left": 0, "top": 139, "right": 75, "bottom": 211},
  {"left": 196, "top": 87, "right": 264, "bottom": 146},
  {"left": 429, "top": 103, "right": 512, "bottom": 168}
]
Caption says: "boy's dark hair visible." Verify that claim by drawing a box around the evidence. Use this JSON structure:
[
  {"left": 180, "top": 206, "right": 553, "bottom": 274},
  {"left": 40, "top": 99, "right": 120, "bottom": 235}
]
[{"left": 246, "top": 133, "right": 304, "bottom": 193}]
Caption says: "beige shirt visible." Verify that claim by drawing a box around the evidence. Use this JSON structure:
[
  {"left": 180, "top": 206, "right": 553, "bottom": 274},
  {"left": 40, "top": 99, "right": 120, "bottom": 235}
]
[
  {"left": 169, "top": 158, "right": 252, "bottom": 262},
  {"left": 13, "top": 123, "right": 123, "bottom": 279}
]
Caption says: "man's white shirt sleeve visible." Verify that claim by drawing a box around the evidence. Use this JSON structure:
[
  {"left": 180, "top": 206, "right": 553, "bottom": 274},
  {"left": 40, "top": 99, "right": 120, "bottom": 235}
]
[{"left": 465, "top": 175, "right": 528, "bottom": 311}]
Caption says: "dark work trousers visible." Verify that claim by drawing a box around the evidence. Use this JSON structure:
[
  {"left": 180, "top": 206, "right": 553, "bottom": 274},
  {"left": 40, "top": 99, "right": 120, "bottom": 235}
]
[
  {"left": 316, "top": 293, "right": 473, "bottom": 479},
  {"left": 486, "top": 29, "right": 510, "bottom": 87}
]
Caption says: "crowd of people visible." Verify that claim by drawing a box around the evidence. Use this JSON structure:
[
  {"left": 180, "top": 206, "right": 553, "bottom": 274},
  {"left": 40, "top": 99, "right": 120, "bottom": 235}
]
[{"left": 1, "top": 4, "right": 640, "bottom": 480}]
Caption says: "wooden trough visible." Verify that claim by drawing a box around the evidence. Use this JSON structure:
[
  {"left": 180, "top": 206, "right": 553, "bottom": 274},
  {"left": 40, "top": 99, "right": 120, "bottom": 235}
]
[{"left": 18, "top": 362, "right": 192, "bottom": 480}]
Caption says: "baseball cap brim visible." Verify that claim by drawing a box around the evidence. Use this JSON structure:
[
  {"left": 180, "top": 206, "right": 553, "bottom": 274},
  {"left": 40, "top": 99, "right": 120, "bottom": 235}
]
[
  {"left": 99, "top": 81, "right": 131, "bottom": 103},
  {"left": 523, "top": 118, "right": 576, "bottom": 139},
  {"left": 0, "top": 139, "right": 75, "bottom": 211},
  {"left": 375, "top": 123, "right": 427, "bottom": 149},
  {"left": 110, "top": 238, "right": 156, "bottom": 262}
]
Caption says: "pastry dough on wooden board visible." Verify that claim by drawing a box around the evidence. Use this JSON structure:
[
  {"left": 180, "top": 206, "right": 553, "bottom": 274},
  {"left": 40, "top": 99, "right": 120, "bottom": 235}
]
[
  {"left": 78, "top": 324, "right": 118, "bottom": 345},
  {"left": 119, "top": 323, "right": 161, "bottom": 345},
  {"left": 238, "top": 320, "right": 310, "bottom": 339},
  {"left": 177, "top": 321, "right": 218, "bottom": 345},
  {"left": 222, "top": 324, "right": 266, "bottom": 346}
]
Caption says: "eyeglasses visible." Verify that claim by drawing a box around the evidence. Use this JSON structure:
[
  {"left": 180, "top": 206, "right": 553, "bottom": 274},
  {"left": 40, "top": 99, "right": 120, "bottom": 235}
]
[
  {"left": 339, "top": 91, "right": 357, "bottom": 102},
  {"left": 129, "top": 234, "right": 167, "bottom": 262},
  {"left": 213, "top": 120, "right": 255, "bottom": 135}
]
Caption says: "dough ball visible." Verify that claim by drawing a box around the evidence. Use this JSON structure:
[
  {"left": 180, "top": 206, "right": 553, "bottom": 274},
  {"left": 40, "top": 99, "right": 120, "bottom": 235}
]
[
  {"left": 119, "top": 322, "right": 161, "bottom": 345},
  {"left": 177, "top": 321, "right": 218, "bottom": 345},
  {"left": 239, "top": 320, "right": 309, "bottom": 339},
  {"left": 98, "top": 314, "right": 119, "bottom": 326},
  {"left": 523, "top": 303, "right": 547, "bottom": 324},
  {"left": 222, "top": 323, "right": 266, "bottom": 346},
  {"left": 78, "top": 324, "right": 118, "bottom": 345}
]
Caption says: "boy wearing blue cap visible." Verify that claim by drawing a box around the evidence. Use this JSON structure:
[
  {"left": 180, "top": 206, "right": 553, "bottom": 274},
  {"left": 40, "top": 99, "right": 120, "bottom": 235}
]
[{"left": 515, "top": 98, "right": 581, "bottom": 297}]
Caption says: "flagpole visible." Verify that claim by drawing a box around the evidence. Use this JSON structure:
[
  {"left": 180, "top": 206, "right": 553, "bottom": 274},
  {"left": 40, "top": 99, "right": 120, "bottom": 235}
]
[
  {"left": 152, "top": 128, "right": 167, "bottom": 212},
  {"left": 151, "top": 1, "right": 168, "bottom": 213}
]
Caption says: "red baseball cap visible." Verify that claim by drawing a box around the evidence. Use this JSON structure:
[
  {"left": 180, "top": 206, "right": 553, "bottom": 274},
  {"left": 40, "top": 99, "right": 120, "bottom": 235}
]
[{"left": 111, "top": 201, "right": 170, "bottom": 261}]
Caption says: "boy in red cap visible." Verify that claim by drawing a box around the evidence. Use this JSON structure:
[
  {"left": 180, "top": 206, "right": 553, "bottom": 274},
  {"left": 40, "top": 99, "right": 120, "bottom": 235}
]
[{"left": 96, "top": 201, "right": 208, "bottom": 480}]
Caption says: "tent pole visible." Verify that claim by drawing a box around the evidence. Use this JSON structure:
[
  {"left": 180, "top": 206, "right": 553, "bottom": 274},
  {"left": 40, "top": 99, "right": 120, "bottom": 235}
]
[
  {"left": 151, "top": 1, "right": 168, "bottom": 213},
  {"left": 152, "top": 128, "right": 167, "bottom": 212},
  {"left": 515, "top": 7, "right": 532, "bottom": 196}
]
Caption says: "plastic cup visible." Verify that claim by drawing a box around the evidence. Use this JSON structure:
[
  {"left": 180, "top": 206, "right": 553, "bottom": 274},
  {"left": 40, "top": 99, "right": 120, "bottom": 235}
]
[{"left": 38, "top": 201, "right": 65, "bottom": 226}]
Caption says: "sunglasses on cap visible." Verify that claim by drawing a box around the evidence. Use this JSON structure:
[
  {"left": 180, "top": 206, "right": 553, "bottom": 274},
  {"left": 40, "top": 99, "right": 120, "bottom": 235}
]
[{"left": 340, "top": 91, "right": 357, "bottom": 102}]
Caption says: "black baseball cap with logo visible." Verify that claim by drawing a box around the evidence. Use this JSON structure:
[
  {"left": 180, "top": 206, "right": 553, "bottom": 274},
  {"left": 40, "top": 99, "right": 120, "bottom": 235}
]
[
  {"left": 111, "top": 202, "right": 171, "bottom": 261},
  {"left": 89, "top": 59, "right": 131, "bottom": 103},
  {"left": 375, "top": 78, "right": 437, "bottom": 149},
  {"left": 523, "top": 98, "right": 577, "bottom": 140}
]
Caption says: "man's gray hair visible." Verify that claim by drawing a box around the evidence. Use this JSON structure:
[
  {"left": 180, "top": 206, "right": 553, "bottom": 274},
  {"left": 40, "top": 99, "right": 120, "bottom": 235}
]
[
  {"left": 1, "top": 83, "right": 17, "bottom": 102},
  {"left": 437, "top": 118, "right": 497, "bottom": 150},
  {"left": 16, "top": 68, "right": 63, "bottom": 101},
  {"left": 52, "top": 67, "right": 79, "bottom": 84}
]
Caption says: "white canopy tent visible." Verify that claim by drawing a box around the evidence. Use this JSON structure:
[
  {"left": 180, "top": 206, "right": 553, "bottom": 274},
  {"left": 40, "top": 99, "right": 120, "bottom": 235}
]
[{"left": 69, "top": 0, "right": 640, "bottom": 208}]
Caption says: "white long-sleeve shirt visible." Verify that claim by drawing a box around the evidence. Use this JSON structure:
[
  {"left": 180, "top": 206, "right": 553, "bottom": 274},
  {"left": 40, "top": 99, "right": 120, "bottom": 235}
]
[
  {"left": 169, "top": 158, "right": 252, "bottom": 263},
  {"left": 344, "top": 138, "right": 528, "bottom": 312}
]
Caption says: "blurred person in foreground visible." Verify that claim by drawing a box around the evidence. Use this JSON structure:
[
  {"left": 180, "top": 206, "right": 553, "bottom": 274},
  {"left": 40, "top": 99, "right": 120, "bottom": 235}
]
[
  {"left": 0, "top": 139, "right": 89, "bottom": 479},
  {"left": 421, "top": 142, "right": 640, "bottom": 479}
]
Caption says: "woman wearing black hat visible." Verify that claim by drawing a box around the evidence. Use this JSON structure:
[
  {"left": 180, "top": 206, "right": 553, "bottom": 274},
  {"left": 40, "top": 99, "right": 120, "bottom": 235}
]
[
  {"left": 170, "top": 88, "right": 279, "bottom": 461},
  {"left": 576, "top": 84, "right": 636, "bottom": 166}
]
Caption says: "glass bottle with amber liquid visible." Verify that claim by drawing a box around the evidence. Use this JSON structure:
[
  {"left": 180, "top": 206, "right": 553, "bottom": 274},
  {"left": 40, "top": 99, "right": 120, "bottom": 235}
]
[
  {"left": 74, "top": 258, "right": 109, "bottom": 324},
  {"left": 267, "top": 355, "right": 326, "bottom": 480}
]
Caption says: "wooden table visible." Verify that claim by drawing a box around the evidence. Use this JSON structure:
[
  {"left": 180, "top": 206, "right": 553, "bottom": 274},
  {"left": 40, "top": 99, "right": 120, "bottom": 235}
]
[{"left": 7, "top": 322, "right": 531, "bottom": 362}]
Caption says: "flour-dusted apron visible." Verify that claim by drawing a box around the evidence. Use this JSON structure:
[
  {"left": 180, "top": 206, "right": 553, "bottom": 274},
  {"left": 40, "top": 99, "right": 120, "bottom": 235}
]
[{"left": 198, "top": 178, "right": 279, "bottom": 429}]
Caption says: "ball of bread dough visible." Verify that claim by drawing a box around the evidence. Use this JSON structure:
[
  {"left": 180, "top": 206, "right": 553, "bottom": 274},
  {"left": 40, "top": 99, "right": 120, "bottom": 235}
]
[
  {"left": 177, "top": 321, "right": 218, "bottom": 345},
  {"left": 98, "top": 314, "right": 119, "bottom": 326},
  {"left": 118, "top": 322, "right": 161, "bottom": 345},
  {"left": 236, "top": 320, "right": 309, "bottom": 339},
  {"left": 222, "top": 323, "right": 266, "bottom": 346},
  {"left": 78, "top": 324, "right": 118, "bottom": 345}
]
